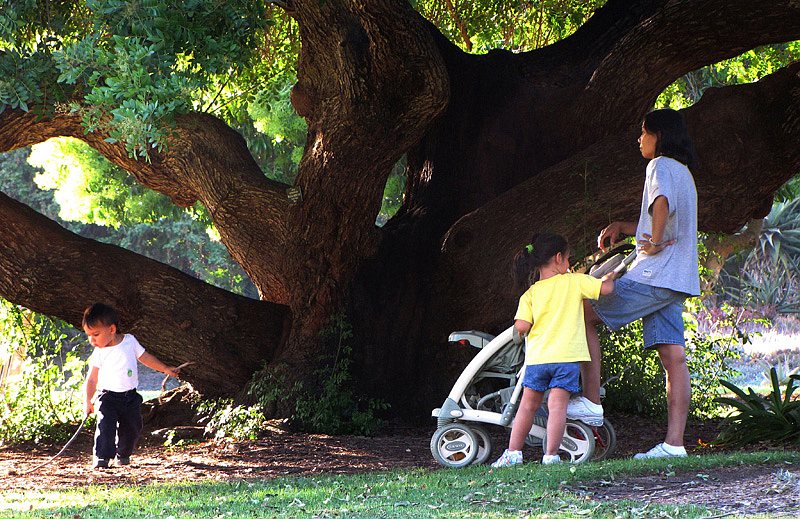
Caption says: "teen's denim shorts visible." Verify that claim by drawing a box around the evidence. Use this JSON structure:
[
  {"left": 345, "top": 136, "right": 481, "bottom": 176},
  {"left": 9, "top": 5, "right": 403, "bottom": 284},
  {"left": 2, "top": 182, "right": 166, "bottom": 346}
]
[
  {"left": 591, "top": 277, "right": 687, "bottom": 349},
  {"left": 522, "top": 362, "right": 581, "bottom": 393}
]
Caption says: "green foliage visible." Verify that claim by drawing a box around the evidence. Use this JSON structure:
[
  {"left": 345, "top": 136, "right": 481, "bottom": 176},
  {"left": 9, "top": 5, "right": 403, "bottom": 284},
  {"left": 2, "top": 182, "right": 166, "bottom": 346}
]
[
  {"left": 248, "top": 314, "right": 388, "bottom": 436},
  {"left": 28, "top": 138, "right": 184, "bottom": 227},
  {"left": 246, "top": 77, "right": 307, "bottom": 185},
  {"left": 1, "top": 0, "right": 290, "bottom": 158},
  {"left": 599, "top": 320, "right": 665, "bottom": 416},
  {"left": 601, "top": 300, "right": 742, "bottom": 418},
  {"left": 773, "top": 176, "right": 800, "bottom": 204},
  {"left": 754, "top": 198, "right": 800, "bottom": 268},
  {"left": 714, "top": 369, "right": 800, "bottom": 446},
  {"left": 683, "top": 301, "right": 747, "bottom": 418},
  {"left": 2, "top": 146, "right": 257, "bottom": 297},
  {"left": 196, "top": 399, "right": 267, "bottom": 441},
  {"left": 377, "top": 157, "right": 407, "bottom": 226},
  {"left": 414, "top": 0, "right": 604, "bottom": 52},
  {"left": 292, "top": 314, "right": 389, "bottom": 436},
  {"left": 657, "top": 42, "right": 800, "bottom": 109},
  {"left": 0, "top": 301, "right": 86, "bottom": 445},
  {"left": 0, "top": 148, "right": 62, "bottom": 219},
  {"left": 718, "top": 197, "right": 800, "bottom": 315}
]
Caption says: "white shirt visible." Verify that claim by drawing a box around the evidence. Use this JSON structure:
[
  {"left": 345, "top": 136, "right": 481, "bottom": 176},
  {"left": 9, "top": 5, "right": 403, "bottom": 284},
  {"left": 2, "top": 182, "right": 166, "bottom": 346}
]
[{"left": 88, "top": 334, "right": 145, "bottom": 392}]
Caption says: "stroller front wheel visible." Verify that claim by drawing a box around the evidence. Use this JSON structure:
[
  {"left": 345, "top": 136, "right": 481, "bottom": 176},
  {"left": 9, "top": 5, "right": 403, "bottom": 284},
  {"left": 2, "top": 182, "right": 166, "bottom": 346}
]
[
  {"left": 430, "top": 423, "right": 479, "bottom": 468},
  {"left": 469, "top": 425, "right": 493, "bottom": 465}
]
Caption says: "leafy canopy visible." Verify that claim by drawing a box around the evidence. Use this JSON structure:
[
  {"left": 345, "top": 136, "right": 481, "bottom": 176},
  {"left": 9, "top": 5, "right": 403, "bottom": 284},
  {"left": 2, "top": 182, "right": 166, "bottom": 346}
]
[
  {"left": 0, "top": 0, "right": 298, "bottom": 159},
  {"left": 28, "top": 138, "right": 184, "bottom": 227},
  {"left": 414, "top": 0, "right": 604, "bottom": 52}
]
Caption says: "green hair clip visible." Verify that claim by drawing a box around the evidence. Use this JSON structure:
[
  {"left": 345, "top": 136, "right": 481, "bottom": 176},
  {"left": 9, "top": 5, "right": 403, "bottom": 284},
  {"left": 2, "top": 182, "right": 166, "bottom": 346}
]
[{"left": 525, "top": 244, "right": 534, "bottom": 254}]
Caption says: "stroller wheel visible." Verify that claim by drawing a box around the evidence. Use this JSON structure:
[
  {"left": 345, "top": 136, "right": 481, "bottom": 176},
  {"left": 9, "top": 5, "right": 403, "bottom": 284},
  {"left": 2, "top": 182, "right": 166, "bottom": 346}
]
[
  {"left": 541, "top": 420, "right": 596, "bottom": 464},
  {"left": 469, "top": 425, "right": 493, "bottom": 465},
  {"left": 590, "top": 420, "right": 617, "bottom": 461},
  {"left": 430, "top": 423, "right": 479, "bottom": 468}
]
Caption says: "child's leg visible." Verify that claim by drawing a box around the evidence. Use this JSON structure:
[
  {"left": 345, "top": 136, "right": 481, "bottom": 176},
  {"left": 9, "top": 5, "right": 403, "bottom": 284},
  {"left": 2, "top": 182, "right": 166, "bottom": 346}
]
[
  {"left": 544, "top": 388, "right": 571, "bottom": 456},
  {"left": 116, "top": 391, "right": 144, "bottom": 458},
  {"left": 509, "top": 388, "right": 544, "bottom": 451},
  {"left": 94, "top": 392, "right": 119, "bottom": 461}
]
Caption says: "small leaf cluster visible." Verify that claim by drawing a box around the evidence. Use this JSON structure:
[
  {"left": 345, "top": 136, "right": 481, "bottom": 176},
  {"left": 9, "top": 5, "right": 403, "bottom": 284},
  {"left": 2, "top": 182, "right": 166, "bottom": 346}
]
[
  {"left": 714, "top": 368, "right": 800, "bottom": 446},
  {"left": 196, "top": 399, "right": 267, "bottom": 441},
  {"left": 248, "top": 313, "right": 389, "bottom": 436}
]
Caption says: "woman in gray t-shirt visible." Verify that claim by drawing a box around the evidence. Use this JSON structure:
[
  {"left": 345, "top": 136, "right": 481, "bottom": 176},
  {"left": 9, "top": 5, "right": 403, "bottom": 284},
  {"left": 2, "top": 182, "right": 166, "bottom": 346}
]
[{"left": 566, "top": 108, "right": 699, "bottom": 460}]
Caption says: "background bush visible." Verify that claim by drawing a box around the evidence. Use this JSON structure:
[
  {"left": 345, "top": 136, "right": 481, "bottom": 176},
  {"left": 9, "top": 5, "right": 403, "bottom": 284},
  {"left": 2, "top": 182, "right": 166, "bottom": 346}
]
[{"left": 0, "top": 303, "right": 86, "bottom": 444}]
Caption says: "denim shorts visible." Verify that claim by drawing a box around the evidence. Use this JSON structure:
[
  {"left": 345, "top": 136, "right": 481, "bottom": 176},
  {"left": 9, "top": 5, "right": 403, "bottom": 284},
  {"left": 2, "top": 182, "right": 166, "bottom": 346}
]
[
  {"left": 522, "top": 363, "right": 582, "bottom": 393},
  {"left": 591, "top": 276, "right": 687, "bottom": 349}
]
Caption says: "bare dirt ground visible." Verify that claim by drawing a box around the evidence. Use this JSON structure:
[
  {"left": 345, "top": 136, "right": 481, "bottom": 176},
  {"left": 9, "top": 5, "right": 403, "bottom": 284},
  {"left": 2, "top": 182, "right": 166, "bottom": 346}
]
[{"left": 1, "top": 411, "right": 799, "bottom": 516}]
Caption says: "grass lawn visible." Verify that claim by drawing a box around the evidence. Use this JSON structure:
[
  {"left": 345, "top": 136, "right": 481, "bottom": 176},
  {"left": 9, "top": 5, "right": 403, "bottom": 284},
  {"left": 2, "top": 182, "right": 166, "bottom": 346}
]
[{"left": 2, "top": 451, "right": 798, "bottom": 518}]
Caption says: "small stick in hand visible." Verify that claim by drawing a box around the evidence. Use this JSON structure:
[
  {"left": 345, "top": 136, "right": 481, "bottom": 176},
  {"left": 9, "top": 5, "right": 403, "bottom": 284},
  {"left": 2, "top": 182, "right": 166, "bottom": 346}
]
[{"left": 160, "top": 361, "right": 195, "bottom": 393}]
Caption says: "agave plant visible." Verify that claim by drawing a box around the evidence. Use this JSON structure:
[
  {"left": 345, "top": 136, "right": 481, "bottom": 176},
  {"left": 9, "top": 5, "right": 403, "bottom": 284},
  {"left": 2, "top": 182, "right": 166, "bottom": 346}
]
[
  {"left": 719, "top": 196, "right": 800, "bottom": 313},
  {"left": 755, "top": 197, "right": 800, "bottom": 269},
  {"left": 714, "top": 369, "right": 800, "bottom": 446}
]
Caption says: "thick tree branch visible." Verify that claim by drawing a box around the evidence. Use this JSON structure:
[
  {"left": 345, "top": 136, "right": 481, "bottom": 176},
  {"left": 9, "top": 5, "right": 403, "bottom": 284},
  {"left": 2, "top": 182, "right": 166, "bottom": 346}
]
[
  {"left": 577, "top": 0, "right": 800, "bottom": 132},
  {"left": 0, "top": 191, "right": 290, "bottom": 396},
  {"left": 0, "top": 110, "right": 296, "bottom": 302}
]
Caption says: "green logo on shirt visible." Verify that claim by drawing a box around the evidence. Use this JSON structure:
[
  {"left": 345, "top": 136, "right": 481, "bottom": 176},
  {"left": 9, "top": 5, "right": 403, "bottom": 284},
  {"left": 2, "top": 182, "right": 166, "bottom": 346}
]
[{"left": 127, "top": 368, "right": 133, "bottom": 377}]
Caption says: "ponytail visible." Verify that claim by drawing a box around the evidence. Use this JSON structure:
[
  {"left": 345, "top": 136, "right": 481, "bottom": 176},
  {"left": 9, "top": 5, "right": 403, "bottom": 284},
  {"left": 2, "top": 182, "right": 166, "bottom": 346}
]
[
  {"left": 511, "top": 233, "right": 569, "bottom": 290},
  {"left": 512, "top": 247, "right": 536, "bottom": 290}
]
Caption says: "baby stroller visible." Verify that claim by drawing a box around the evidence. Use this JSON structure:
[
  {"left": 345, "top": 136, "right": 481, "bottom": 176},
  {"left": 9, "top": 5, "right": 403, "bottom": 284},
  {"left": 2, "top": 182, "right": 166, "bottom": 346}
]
[{"left": 430, "top": 244, "right": 636, "bottom": 468}]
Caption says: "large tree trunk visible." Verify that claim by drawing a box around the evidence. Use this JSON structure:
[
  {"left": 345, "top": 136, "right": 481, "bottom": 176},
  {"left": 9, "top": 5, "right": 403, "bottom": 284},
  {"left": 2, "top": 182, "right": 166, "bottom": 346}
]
[{"left": 1, "top": 0, "right": 799, "bottom": 420}]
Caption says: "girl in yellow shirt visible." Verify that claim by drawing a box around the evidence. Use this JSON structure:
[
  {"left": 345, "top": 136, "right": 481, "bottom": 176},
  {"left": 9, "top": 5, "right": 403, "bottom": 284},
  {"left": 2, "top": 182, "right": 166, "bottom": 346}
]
[{"left": 492, "top": 233, "right": 614, "bottom": 467}]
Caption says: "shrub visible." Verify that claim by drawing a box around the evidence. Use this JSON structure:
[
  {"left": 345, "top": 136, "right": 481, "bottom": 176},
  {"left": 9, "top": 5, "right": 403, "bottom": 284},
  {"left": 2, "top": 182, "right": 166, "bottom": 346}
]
[
  {"left": 196, "top": 399, "right": 267, "bottom": 441},
  {"left": 0, "top": 302, "right": 86, "bottom": 444},
  {"left": 600, "top": 299, "right": 743, "bottom": 418},
  {"left": 248, "top": 313, "right": 389, "bottom": 436},
  {"left": 290, "top": 314, "right": 389, "bottom": 436},
  {"left": 714, "top": 368, "right": 800, "bottom": 446}
]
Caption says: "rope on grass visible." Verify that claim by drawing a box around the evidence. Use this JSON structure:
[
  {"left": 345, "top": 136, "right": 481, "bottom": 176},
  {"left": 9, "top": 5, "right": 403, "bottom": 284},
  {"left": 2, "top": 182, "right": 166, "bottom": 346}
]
[{"left": 13, "top": 414, "right": 90, "bottom": 476}]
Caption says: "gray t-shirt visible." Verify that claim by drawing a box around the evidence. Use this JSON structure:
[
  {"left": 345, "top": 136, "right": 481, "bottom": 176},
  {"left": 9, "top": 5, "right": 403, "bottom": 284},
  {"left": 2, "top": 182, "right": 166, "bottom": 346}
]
[{"left": 625, "top": 156, "right": 700, "bottom": 296}]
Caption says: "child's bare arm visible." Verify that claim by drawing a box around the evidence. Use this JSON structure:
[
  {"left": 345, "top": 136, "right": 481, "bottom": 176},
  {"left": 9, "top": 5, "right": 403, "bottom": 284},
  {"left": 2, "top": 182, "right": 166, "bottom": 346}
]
[
  {"left": 599, "top": 273, "right": 615, "bottom": 296},
  {"left": 514, "top": 319, "right": 532, "bottom": 337},
  {"left": 138, "top": 352, "right": 180, "bottom": 378},
  {"left": 85, "top": 366, "right": 99, "bottom": 416}
]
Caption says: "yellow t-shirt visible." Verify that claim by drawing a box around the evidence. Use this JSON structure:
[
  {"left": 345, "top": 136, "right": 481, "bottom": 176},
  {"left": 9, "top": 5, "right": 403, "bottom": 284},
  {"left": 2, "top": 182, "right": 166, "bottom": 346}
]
[{"left": 515, "top": 273, "right": 602, "bottom": 365}]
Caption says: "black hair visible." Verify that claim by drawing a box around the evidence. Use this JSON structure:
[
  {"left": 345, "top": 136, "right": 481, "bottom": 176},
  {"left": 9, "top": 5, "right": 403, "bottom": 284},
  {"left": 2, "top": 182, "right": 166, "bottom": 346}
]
[
  {"left": 643, "top": 108, "right": 697, "bottom": 168},
  {"left": 512, "top": 232, "right": 569, "bottom": 289},
  {"left": 82, "top": 302, "right": 120, "bottom": 329}
]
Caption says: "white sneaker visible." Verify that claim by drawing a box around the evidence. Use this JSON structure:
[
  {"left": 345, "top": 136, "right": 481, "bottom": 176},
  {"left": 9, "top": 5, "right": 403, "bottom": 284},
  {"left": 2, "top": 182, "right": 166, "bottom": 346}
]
[
  {"left": 633, "top": 442, "right": 687, "bottom": 459},
  {"left": 566, "top": 396, "right": 604, "bottom": 426},
  {"left": 491, "top": 449, "right": 523, "bottom": 468},
  {"left": 541, "top": 454, "right": 561, "bottom": 465}
]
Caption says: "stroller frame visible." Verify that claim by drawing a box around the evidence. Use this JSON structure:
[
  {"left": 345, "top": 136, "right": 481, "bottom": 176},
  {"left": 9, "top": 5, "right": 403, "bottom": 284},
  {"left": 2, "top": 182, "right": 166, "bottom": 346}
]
[{"left": 430, "top": 246, "right": 635, "bottom": 468}]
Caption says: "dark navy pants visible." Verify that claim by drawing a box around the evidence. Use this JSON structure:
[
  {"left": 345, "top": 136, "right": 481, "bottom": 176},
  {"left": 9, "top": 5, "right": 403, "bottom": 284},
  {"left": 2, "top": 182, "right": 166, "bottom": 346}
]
[{"left": 94, "top": 389, "right": 143, "bottom": 460}]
